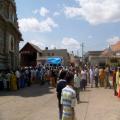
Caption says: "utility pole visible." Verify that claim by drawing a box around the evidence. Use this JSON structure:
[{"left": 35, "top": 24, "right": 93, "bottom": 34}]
[{"left": 81, "top": 42, "right": 84, "bottom": 62}]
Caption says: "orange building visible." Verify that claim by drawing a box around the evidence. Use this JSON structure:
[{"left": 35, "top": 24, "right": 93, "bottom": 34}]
[{"left": 101, "top": 41, "right": 120, "bottom": 66}]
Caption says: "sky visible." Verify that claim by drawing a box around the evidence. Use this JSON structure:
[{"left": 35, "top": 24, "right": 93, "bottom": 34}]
[{"left": 16, "top": 0, "right": 120, "bottom": 56}]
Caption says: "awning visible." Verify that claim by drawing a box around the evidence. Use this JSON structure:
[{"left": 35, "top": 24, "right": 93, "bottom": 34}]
[{"left": 47, "top": 57, "right": 62, "bottom": 64}]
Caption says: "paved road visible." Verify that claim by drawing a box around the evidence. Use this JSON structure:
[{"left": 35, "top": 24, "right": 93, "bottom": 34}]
[{"left": 0, "top": 84, "right": 120, "bottom": 120}]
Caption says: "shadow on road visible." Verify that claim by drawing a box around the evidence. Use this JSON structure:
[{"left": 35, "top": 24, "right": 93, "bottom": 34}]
[
  {"left": 81, "top": 89, "right": 91, "bottom": 92},
  {"left": 0, "top": 83, "right": 54, "bottom": 98},
  {"left": 84, "top": 89, "right": 91, "bottom": 92},
  {"left": 80, "top": 101, "right": 89, "bottom": 104}
]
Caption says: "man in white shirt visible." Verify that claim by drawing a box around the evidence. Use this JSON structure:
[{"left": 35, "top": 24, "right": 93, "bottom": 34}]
[
  {"left": 61, "top": 72, "right": 76, "bottom": 120},
  {"left": 94, "top": 66, "right": 99, "bottom": 87},
  {"left": 81, "top": 68, "right": 87, "bottom": 90},
  {"left": 89, "top": 67, "right": 94, "bottom": 88},
  {"left": 74, "top": 70, "right": 80, "bottom": 103}
]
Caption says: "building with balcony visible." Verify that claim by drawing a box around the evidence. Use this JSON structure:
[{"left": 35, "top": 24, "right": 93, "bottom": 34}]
[{"left": 0, "top": 0, "right": 23, "bottom": 70}]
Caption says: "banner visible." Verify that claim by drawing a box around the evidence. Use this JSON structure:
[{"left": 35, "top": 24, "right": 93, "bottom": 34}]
[{"left": 47, "top": 57, "right": 62, "bottom": 64}]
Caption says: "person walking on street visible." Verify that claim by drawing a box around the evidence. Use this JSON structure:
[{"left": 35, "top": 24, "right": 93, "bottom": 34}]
[
  {"left": 81, "top": 67, "right": 87, "bottom": 90},
  {"left": 104, "top": 66, "right": 110, "bottom": 88},
  {"left": 61, "top": 72, "right": 76, "bottom": 120},
  {"left": 99, "top": 67, "right": 105, "bottom": 87},
  {"left": 89, "top": 66, "right": 94, "bottom": 88},
  {"left": 116, "top": 67, "right": 120, "bottom": 97},
  {"left": 94, "top": 65, "right": 99, "bottom": 87},
  {"left": 113, "top": 67, "right": 117, "bottom": 96},
  {"left": 15, "top": 69, "right": 21, "bottom": 89},
  {"left": 56, "top": 70, "right": 67, "bottom": 120},
  {"left": 74, "top": 70, "right": 80, "bottom": 104}
]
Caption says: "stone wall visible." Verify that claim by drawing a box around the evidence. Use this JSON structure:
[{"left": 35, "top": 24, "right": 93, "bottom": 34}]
[{"left": 0, "top": 0, "right": 22, "bottom": 70}]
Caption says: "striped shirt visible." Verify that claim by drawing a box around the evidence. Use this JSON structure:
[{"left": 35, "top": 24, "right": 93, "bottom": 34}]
[{"left": 61, "top": 85, "right": 76, "bottom": 120}]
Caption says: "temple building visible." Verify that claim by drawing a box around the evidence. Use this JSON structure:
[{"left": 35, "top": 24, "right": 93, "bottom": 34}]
[{"left": 0, "top": 0, "right": 23, "bottom": 70}]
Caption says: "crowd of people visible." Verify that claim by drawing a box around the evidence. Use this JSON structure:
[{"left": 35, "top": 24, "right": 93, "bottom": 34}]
[
  {"left": 0, "top": 64, "right": 120, "bottom": 120},
  {"left": 56, "top": 65, "right": 120, "bottom": 120},
  {"left": 0, "top": 65, "right": 60, "bottom": 91}
]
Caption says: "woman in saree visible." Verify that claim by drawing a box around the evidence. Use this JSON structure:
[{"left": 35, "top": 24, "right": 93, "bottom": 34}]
[
  {"left": 116, "top": 67, "right": 120, "bottom": 97},
  {"left": 10, "top": 71, "right": 17, "bottom": 91}
]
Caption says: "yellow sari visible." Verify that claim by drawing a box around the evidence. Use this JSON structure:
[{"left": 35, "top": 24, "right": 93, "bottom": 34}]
[{"left": 10, "top": 73, "right": 17, "bottom": 91}]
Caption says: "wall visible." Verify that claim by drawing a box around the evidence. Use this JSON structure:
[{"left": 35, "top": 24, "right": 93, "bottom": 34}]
[
  {"left": 37, "top": 49, "right": 70, "bottom": 66},
  {"left": 0, "top": 0, "right": 21, "bottom": 70}
]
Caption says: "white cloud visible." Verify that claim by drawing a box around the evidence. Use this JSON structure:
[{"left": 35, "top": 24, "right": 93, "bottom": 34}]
[
  {"left": 40, "top": 7, "right": 49, "bottom": 16},
  {"left": 61, "top": 37, "right": 80, "bottom": 50},
  {"left": 18, "top": 17, "right": 58, "bottom": 32},
  {"left": 107, "top": 36, "right": 120, "bottom": 45},
  {"left": 64, "top": 0, "right": 120, "bottom": 25},
  {"left": 64, "top": 7, "right": 81, "bottom": 18},
  {"left": 30, "top": 39, "right": 46, "bottom": 49},
  {"left": 33, "top": 7, "right": 49, "bottom": 17}
]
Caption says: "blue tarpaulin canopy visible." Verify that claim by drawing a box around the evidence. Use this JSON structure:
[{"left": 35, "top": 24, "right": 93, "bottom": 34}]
[{"left": 47, "top": 57, "right": 62, "bottom": 64}]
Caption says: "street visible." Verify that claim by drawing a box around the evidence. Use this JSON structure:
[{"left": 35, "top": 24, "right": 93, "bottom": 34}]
[{"left": 0, "top": 84, "right": 120, "bottom": 120}]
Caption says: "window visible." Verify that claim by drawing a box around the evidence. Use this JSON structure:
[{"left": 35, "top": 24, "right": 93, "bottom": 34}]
[
  {"left": 0, "top": 28, "right": 4, "bottom": 54},
  {"left": 3, "top": 3, "right": 9, "bottom": 18},
  {"left": 9, "top": 6, "right": 12, "bottom": 20},
  {"left": 9, "top": 5, "right": 16, "bottom": 23},
  {"left": 9, "top": 34, "right": 14, "bottom": 51}
]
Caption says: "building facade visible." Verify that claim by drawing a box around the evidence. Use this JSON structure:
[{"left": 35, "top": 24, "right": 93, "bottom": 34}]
[
  {"left": 85, "top": 41, "right": 120, "bottom": 67},
  {"left": 101, "top": 41, "right": 120, "bottom": 66},
  {"left": 0, "top": 0, "right": 23, "bottom": 70},
  {"left": 37, "top": 48, "right": 70, "bottom": 66},
  {"left": 20, "top": 42, "right": 42, "bottom": 67},
  {"left": 84, "top": 51, "right": 106, "bottom": 66},
  {"left": 20, "top": 43, "right": 70, "bottom": 67}
]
